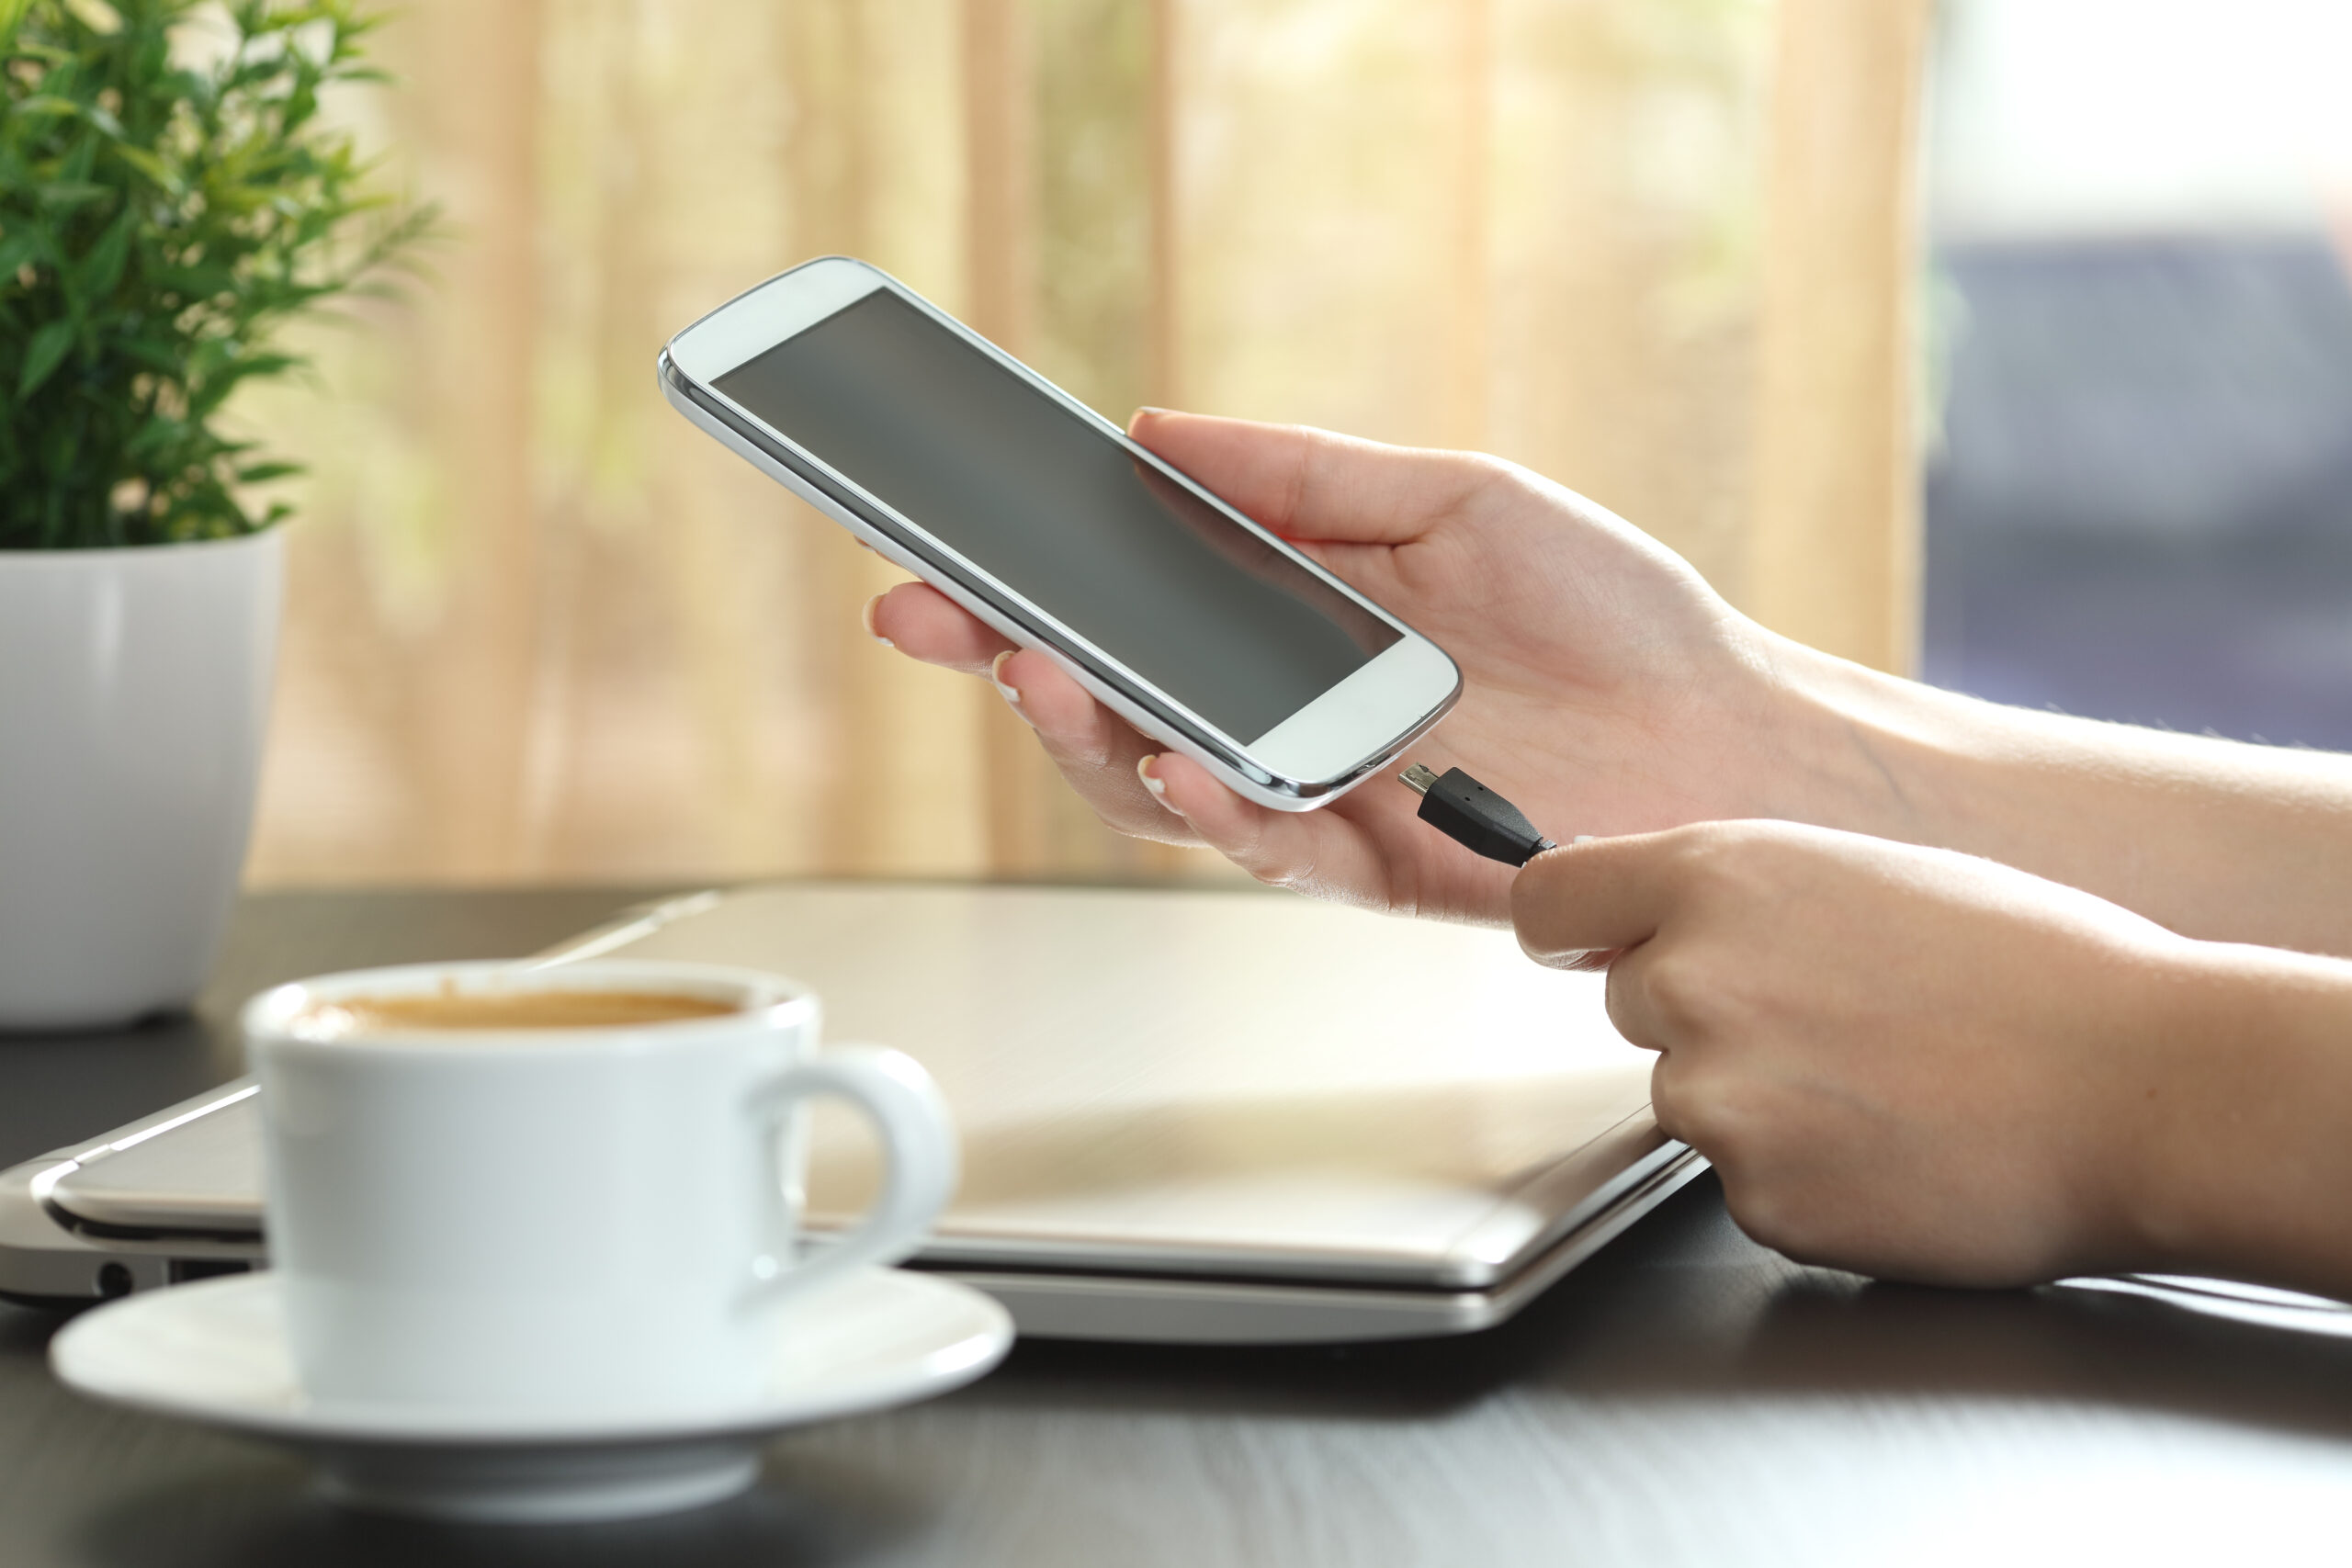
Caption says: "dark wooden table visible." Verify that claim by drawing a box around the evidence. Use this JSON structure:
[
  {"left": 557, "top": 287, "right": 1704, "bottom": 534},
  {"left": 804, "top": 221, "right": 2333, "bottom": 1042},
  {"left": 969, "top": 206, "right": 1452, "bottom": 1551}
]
[{"left": 5, "top": 889, "right": 2352, "bottom": 1567}]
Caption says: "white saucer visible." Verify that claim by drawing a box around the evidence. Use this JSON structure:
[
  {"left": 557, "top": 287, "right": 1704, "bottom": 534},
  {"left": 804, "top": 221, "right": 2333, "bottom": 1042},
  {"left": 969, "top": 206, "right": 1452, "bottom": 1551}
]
[{"left": 50, "top": 1266, "right": 1012, "bottom": 1524}]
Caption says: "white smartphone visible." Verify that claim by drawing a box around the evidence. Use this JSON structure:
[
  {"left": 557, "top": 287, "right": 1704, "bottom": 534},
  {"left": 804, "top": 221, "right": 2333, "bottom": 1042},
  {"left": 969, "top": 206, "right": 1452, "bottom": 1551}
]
[{"left": 658, "top": 256, "right": 1461, "bottom": 811}]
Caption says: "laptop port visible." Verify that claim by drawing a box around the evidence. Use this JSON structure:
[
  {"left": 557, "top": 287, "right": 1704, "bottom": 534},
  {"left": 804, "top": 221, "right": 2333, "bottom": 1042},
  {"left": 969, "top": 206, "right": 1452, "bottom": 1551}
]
[{"left": 165, "top": 1258, "right": 252, "bottom": 1285}]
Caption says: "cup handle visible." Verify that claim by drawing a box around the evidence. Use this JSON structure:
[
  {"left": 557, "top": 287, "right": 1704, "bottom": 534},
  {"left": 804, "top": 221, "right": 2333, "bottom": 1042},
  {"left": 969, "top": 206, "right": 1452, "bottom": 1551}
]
[{"left": 745, "top": 1045, "right": 958, "bottom": 1309}]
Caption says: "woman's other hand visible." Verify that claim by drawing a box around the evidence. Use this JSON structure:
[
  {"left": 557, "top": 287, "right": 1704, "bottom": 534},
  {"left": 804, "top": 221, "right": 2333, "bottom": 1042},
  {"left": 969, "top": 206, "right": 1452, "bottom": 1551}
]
[{"left": 1511, "top": 820, "right": 2201, "bottom": 1288}]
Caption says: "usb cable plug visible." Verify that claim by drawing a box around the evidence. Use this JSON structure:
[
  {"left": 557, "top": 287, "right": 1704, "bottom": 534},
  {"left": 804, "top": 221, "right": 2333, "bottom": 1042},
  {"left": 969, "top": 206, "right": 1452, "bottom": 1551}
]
[{"left": 1398, "top": 763, "right": 1557, "bottom": 868}]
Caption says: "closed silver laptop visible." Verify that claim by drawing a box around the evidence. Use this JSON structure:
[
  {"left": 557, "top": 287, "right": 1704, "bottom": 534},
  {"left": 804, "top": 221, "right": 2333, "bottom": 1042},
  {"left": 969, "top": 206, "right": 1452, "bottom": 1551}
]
[{"left": 1, "top": 884, "right": 1701, "bottom": 1343}]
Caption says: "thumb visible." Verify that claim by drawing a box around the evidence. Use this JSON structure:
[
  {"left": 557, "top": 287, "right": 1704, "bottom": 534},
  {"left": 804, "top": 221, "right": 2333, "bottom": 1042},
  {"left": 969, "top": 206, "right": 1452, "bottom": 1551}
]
[
  {"left": 1126, "top": 409, "right": 1485, "bottom": 546},
  {"left": 1510, "top": 831, "right": 1684, "bottom": 969}
]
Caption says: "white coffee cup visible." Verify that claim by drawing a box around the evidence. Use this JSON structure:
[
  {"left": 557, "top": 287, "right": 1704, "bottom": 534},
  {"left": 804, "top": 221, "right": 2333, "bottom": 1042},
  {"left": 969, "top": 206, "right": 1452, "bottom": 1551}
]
[{"left": 243, "top": 960, "right": 957, "bottom": 1421}]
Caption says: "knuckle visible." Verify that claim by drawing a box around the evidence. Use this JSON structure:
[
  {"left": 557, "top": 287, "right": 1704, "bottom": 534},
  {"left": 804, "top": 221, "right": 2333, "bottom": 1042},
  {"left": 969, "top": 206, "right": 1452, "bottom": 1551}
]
[
  {"left": 1245, "top": 847, "right": 1313, "bottom": 893},
  {"left": 1456, "top": 450, "right": 1531, "bottom": 507},
  {"left": 1646, "top": 1059, "right": 1690, "bottom": 1138},
  {"left": 1221, "top": 817, "right": 1313, "bottom": 893},
  {"left": 1601, "top": 958, "right": 1665, "bottom": 1044},
  {"left": 1668, "top": 819, "right": 1751, "bottom": 874},
  {"left": 1602, "top": 968, "right": 1638, "bottom": 1041},
  {"left": 1104, "top": 795, "right": 1203, "bottom": 850},
  {"left": 1039, "top": 716, "right": 1116, "bottom": 774},
  {"left": 1599, "top": 968, "right": 1636, "bottom": 1043},
  {"left": 1453, "top": 449, "right": 1516, "bottom": 491},
  {"left": 1664, "top": 821, "right": 1799, "bottom": 913},
  {"left": 1635, "top": 951, "right": 1715, "bottom": 1037},
  {"left": 1650, "top": 1063, "right": 1734, "bottom": 1152},
  {"left": 1720, "top": 1180, "right": 1812, "bottom": 1262}
]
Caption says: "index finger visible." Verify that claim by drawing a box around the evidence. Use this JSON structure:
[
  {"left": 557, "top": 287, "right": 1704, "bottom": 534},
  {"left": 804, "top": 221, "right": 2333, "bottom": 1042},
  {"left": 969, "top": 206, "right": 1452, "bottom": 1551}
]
[
  {"left": 870, "top": 581, "right": 1012, "bottom": 676},
  {"left": 1128, "top": 409, "right": 1498, "bottom": 546},
  {"left": 1510, "top": 831, "right": 1685, "bottom": 968}
]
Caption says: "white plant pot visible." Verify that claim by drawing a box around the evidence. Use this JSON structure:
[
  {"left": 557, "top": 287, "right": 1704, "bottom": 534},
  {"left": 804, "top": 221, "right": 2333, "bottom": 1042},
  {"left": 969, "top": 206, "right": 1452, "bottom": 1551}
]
[{"left": 0, "top": 530, "right": 283, "bottom": 1032}]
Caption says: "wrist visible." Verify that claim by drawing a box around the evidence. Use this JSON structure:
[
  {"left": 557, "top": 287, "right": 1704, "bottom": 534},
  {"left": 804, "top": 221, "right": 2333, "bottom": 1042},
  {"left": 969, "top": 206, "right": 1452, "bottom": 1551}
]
[
  {"left": 1729, "top": 630, "right": 1966, "bottom": 843},
  {"left": 2086, "top": 939, "right": 2248, "bottom": 1278},
  {"left": 2109, "top": 941, "right": 2352, "bottom": 1299}
]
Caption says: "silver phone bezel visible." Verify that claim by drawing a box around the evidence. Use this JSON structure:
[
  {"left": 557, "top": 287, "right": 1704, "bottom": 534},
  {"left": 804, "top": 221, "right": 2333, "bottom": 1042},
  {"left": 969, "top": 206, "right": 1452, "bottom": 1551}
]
[{"left": 660, "top": 257, "right": 1460, "bottom": 810}]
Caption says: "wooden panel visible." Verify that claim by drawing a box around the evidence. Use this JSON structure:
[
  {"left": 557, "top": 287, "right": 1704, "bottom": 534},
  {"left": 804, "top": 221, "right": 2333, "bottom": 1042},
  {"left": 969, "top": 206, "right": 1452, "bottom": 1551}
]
[
  {"left": 1747, "top": 0, "right": 1934, "bottom": 673},
  {"left": 1443, "top": 0, "right": 1492, "bottom": 452},
  {"left": 239, "top": 0, "right": 1926, "bottom": 886}
]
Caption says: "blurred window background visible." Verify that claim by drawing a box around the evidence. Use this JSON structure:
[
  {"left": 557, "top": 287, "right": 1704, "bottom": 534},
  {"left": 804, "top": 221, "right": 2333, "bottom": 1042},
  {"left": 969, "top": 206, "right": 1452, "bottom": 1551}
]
[
  {"left": 233, "top": 0, "right": 1930, "bottom": 888},
  {"left": 1924, "top": 0, "right": 2352, "bottom": 747}
]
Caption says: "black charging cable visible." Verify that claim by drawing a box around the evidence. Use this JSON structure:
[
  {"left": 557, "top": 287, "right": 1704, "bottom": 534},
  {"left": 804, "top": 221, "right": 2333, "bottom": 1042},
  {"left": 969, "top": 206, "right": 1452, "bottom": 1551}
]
[{"left": 1397, "top": 763, "right": 1558, "bottom": 868}]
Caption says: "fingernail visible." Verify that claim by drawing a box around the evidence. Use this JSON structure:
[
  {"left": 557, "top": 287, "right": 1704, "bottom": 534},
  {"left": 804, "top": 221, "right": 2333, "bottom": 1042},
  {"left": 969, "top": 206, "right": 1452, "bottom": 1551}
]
[
  {"left": 1129, "top": 406, "right": 1167, "bottom": 428},
  {"left": 1136, "top": 753, "right": 1181, "bottom": 812},
  {"left": 989, "top": 649, "right": 1023, "bottom": 708},
  {"left": 860, "top": 594, "right": 892, "bottom": 649},
  {"left": 1573, "top": 834, "right": 1595, "bottom": 845}
]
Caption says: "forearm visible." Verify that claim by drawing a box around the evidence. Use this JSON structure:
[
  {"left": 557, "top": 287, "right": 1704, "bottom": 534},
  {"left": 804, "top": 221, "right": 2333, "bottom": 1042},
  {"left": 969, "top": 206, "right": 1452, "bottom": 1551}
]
[
  {"left": 2120, "top": 941, "right": 2352, "bottom": 1303},
  {"left": 1766, "top": 637, "right": 2352, "bottom": 955}
]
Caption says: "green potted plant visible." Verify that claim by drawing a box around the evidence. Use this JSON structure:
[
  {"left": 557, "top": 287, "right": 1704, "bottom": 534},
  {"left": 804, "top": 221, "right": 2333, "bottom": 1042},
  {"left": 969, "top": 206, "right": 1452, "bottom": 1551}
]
[{"left": 0, "top": 0, "right": 428, "bottom": 1029}]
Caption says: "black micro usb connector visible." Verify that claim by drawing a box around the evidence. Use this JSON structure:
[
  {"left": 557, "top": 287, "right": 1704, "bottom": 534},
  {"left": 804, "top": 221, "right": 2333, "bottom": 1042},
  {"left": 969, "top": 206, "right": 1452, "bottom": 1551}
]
[{"left": 1397, "top": 763, "right": 1557, "bottom": 868}]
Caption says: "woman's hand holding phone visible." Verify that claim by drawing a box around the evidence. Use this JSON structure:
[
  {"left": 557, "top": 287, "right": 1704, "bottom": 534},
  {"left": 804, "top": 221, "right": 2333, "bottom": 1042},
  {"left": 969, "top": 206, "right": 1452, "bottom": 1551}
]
[{"left": 873, "top": 410, "right": 1827, "bottom": 925}]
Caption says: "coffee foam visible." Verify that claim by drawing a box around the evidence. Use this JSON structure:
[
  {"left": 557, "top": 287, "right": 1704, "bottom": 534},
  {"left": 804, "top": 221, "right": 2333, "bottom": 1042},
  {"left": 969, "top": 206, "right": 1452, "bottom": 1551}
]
[{"left": 293, "top": 986, "right": 743, "bottom": 1039}]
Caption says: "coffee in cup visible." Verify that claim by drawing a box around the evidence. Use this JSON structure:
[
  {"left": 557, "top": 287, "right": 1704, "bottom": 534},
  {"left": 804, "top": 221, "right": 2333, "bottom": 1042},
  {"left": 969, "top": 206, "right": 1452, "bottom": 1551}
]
[
  {"left": 244, "top": 960, "right": 958, "bottom": 1421},
  {"left": 291, "top": 987, "right": 741, "bottom": 1035}
]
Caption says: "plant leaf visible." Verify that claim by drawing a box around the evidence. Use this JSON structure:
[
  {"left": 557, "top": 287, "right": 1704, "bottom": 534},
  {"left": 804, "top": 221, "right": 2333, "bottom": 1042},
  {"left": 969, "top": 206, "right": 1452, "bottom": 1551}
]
[
  {"left": 109, "top": 144, "right": 174, "bottom": 190},
  {"left": 77, "top": 209, "right": 131, "bottom": 299},
  {"left": 2, "top": 0, "right": 430, "bottom": 547},
  {"left": 16, "top": 318, "right": 74, "bottom": 400},
  {"left": 35, "top": 180, "right": 111, "bottom": 209},
  {"left": 0, "top": 230, "right": 40, "bottom": 278}
]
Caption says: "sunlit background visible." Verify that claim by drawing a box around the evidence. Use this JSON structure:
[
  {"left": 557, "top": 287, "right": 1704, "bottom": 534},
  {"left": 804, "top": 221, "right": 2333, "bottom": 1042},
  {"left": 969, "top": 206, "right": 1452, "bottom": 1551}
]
[
  {"left": 233, "top": 0, "right": 1925, "bottom": 887},
  {"left": 1923, "top": 0, "right": 2352, "bottom": 746}
]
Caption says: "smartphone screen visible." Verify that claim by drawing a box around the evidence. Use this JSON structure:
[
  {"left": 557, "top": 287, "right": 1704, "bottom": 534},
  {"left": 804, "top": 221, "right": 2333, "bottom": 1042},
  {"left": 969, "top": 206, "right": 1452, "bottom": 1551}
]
[{"left": 712, "top": 290, "right": 1400, "bottom": 744}]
